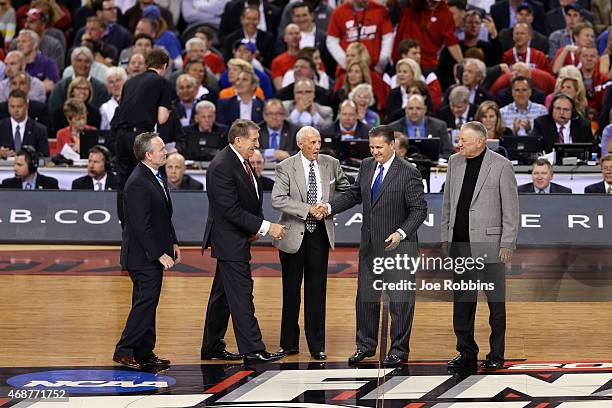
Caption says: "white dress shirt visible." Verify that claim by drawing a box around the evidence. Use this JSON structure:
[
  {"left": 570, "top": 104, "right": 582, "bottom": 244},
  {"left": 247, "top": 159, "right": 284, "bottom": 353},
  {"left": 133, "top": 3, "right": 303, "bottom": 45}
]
[
  {"left": 238, "top": 94, "right": 254, "bottom": 120},
  {"left": 300, "top": 152, "right": 323, "bottom": 203},
  {"left": 11, "top": 117, "right": 27, "bottom": 145},
  {"left": 92, "top": 174, "right": 108, "bottom": 191},
  {"left": 299, "top": 26, "right": 316, "bottom": 48}
]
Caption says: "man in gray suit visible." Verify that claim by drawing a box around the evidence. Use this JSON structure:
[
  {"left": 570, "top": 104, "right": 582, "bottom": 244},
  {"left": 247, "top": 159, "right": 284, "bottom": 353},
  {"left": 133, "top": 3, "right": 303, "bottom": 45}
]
[
  {"left": 271, "top": 126, "right": 350, "bottom": 360},
  {"left": 441, "top": 121, "right": 519, "bottom": 371},
  {"left": 319, "top": 125, "right": 428, "bottom": 367}
]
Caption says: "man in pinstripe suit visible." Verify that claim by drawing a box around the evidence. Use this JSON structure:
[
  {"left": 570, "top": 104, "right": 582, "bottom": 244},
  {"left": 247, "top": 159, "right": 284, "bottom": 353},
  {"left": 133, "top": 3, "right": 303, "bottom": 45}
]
[{"left": 322, "top": 125, "right": 428, "bottom": 367}]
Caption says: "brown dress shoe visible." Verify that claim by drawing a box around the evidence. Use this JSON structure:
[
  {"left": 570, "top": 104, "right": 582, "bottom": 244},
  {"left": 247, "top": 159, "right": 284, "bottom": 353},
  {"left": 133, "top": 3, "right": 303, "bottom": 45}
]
[
  {"left": 139, "top": 354, "right": 171, "bottom": 367},
  {"left": 113, "top": 355, "right": 143, "bottom": 370}
]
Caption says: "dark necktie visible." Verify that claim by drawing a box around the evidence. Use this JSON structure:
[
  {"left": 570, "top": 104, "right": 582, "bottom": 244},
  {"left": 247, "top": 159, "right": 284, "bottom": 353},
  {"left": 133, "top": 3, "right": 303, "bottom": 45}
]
[
  {"left": 607, "top": 186, "right": 612, "bottom": 194},
  {"left": 371, "top": 164, "right": 384, "bottom": 202},
  {"left": 243, "top": 159, "right": 256, "bottom": 189},
  {"left": 14, "top": 124, "right": 21, "bottom": 152},
  {"left": 306, "top": 161, "right": 317, "bottom": 233},
  {"left": 558, "top": 125, "right": 565, "bottom": 144},
  {"left": 270, "top": 131, "right": 279, "bottom": 150},
  {"left": 155, "top": 171, "right": 168, "bottom": 200}
]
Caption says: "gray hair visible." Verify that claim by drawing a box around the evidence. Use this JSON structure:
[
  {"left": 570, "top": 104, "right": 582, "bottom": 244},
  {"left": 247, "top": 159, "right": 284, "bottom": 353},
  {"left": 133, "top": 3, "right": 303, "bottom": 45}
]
[
  {"left": 106, "top": 66, "right": 127, "bottom": 82},
  {"left": 449, "top": 85, "right": 470, "bottom": 105},
  {"left": 71, "top": 46, "right": 94, "bottom": 66},
  {"left": 5, "top": 50, "right": 24, "bottom": 63},
  {"left": 464, "top": 58, "right": 486, "bottom": 82},
  {"left": 133, "top": 132, "right": 159, "bottom": 161},
  {"left": 196, "top": 100, "right": 216, "bottom": 112},
  {"left": 295, "top": 126, "right": 319, "bottom": 143},
  {"left": 185, "top": 37, "right": 205, "bottom": 51},
  {"left": 177, "top": 73, "right": 197, "bottom": 86},
  {"left": 461, "top": 121, "right": 488, "bottom": 140},
  {"left": 18, "top": 29, "right": 39, "bottom": 44},
  {"left": 348, "top": 83, "right": 375, "bottom": 107}
]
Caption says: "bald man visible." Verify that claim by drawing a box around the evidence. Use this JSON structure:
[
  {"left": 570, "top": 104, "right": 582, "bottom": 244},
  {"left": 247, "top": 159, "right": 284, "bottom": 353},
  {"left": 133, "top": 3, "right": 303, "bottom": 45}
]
[{"left": 165, "top": 153, "right": 203, "bottom": 190}]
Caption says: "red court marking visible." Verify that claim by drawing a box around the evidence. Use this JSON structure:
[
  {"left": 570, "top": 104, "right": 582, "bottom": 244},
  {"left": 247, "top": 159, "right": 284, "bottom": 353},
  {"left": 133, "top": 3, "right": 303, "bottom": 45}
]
[
  {"left": 403, "top": 403, "right": 426, "bottom": 408},
  {"left": 534, "top": 403, "right": 550, "bottom": 408},
  {"left": 506, "top": 392, "right": 521, "bottom": 398},
  {"left": 331, "top": 390, "right": 358, "bottom": 400},
  {"left": 0, "top": 399, "right": 10, "bottom": 406},
  {"left": 205, "top": 370, "right": 254, "bottom": 393},
  {"left": 537, "top": 373, "right": 553, "bottom": 379}
]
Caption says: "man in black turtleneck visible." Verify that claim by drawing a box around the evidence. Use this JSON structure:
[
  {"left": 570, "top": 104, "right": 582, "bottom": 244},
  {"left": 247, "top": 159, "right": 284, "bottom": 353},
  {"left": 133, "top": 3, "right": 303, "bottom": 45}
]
[{"left": 441, "top": 121, "right": 519, "bottom": 372}]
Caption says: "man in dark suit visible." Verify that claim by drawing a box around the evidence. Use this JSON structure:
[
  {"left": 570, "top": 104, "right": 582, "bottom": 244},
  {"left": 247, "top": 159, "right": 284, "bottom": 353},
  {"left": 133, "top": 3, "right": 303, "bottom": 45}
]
[
  {"left": 321, "top": 100, "right": 371, "bottom": 141},
  {"left": 222, "top": 6, "right": 276, "bottom": 67},
  {"left": 517, "top": 158, "right": 572, "bottom": 193},
  {"left": 220, "top": 0, "right": 281, "bottom": 44},
  {"left": 216, "top": 71, "right": 264, "bottom": 126},
  {"left": 0, "top": 90, "right": 49, "bottom": 158},
  {"left": 172, "top": 74, "right": 199, "bottom": 127},
  {"left": 179, "top": 100, "right": 228, "bottom": 161},
  {"left": 490, "top": 0, "right": 545, "bottom": 35},
  {"left": 201, "top": 119, "right": 287, "bottom": 364},
  {"left": 165, "top": 152, "right": 203, "bottom": 191},
  {"left": 320, "top": 125, "right": 428, "bottom": 367},
  {"left": 584, "top": 154, "right": 612, "bottom": 194},
  {"left": 0, "top": 146, "right": 58, "bottom": 189},
  {"left": 0, "top": 72, "right": 49, "bottom": 128},
  {"left": 388, "top": 94, "right": 454, "bottom": 160},
  {"left": 258, "top": 98, "right": 299, "bottom": 162},
  {"left": 437, "top": 86, "right": 477, "bottom": 131},
  {"left": 249, "top": 149, "right": 274, "bottom": 191},
  {"left": 113, "top": 132, "right": 180, "bottom": 370},
  {"left": 530, "top": 93, "right": 594, "bottom": 153},
  {"left": 71, "top": 145, "right": 119, "bottom": 190}
]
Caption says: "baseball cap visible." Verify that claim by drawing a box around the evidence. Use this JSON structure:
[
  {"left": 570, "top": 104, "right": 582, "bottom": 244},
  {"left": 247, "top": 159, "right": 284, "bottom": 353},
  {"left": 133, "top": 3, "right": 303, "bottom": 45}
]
[
  {"left": 26, "top": 8, "right": 44, "bottom": 21},
  {"left": 143, "top": 5, "right": 161, "bottom": 20},
  {"left": 564, "top": 3, "right": 583, "bottom": 14},
  {"left": 516, "top": 2, "right": 534, "bottom": 13},
  {"left": 234, "top": 38, "right": 257, "bottom": 53}
]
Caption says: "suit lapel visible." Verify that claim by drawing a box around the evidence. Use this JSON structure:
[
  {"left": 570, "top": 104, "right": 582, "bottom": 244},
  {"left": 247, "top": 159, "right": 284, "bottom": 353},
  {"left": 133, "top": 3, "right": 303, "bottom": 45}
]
[
  {"left": 293, "top": 154, "right": 307, "bottom": 201},
  {"left": 229, "top": 147, "right": 259, "bottom": 200},
  {"left": 142, "top": 163, "right": 170, "bottom": 206},
  {"left": 320, "top": 158, "right": 330, "bottom": 202},
  {"left": 372, "top": 156, "right": 398, "bottom": 207},
  {"left": 364, "top": 159, "right": 376, "bottom": 209},
  {"left": 470, "top": 149, "right": 493, "bottom": 207},
  {"left": 452, "top": 156, "right": 467, "bottom": 210}
]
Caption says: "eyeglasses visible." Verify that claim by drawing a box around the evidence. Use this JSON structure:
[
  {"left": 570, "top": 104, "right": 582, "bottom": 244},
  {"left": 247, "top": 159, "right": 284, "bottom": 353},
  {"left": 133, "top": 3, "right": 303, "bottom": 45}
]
[{"left": 553, "top": 107, "right": 572, "bottom": 113}]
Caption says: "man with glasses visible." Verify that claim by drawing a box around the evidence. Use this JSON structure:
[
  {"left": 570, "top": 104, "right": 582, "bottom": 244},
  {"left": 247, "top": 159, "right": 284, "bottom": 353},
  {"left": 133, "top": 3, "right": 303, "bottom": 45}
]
[{"left": 258, "top": 98, "right": 298, "bottom": 162}]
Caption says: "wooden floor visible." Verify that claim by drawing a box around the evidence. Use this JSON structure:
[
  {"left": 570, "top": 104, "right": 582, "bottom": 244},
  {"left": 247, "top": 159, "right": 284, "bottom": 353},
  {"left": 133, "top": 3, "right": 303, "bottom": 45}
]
[{"left": 1, "top": 246, "right": 612, "bottom": 367}]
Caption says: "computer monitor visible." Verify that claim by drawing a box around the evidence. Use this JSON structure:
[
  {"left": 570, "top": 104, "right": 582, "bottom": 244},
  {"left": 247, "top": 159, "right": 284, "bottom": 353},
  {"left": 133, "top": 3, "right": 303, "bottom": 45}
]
[
  {"left": 554, "top": 143, "right": 595, "bottom": 163},
  {"left": 500, "top": 136, "right": 542, "bottom": 164},
  {"left": 337, "top": 139, "right": 371, "bottom": 162},
  {"left": 80, "top": 130, "right": 110, "bottom": 159},
  {"left": 408, "top": 137, "right": 440, "bottom": 162},
  {"left": 183, "top": 130, "right": 225, "bottom": 161}
]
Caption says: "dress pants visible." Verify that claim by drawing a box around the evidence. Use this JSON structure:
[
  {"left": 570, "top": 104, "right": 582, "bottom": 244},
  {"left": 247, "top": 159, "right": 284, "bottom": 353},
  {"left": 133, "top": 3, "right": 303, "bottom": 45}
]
[
  {"left": 278, "top": 220, "right": 329, "bottom": 353},
  {"left": 114, "top": 265, "right": 163, "bottom": 360},
  {"left": 202, "top": 259, "right": 266, "bottom": 355}
]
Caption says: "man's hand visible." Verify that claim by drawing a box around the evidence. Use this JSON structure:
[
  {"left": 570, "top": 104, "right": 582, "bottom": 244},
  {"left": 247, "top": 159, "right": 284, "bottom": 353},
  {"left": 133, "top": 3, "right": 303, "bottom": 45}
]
[
  {"left": 499, "top": 247, "right": 513, "bottom": 263},
  {"left": 384, "top": 232, "right": 402, "bottom": 251},
  {"left": 309, "top": 203, "right": 328, "bottom": 220},
  {"left": 565, "top": 44, "right": 578, "bottom": 54},
  {"left": 0, "top": 146, "right": 14, "bottom": 159},
  {"left": 499, "top": 63, "right": 510, "bottom": 74},
  {"left": 158, "top": 253, "right": 175, "bottom": 270},
  {"left": 484, "top": 16, "right": 497, "bottom": 38},
  {"left": 268, "top": 223, "right": 287, "bottom": 240},
  {"left": 173, "top": 244, "right": 181, "bottom": 264},
  {"left": 521, "top": 118, "right": 531, "bottom": 132},
  {"left": 512, "top": 118, "right": 522, "bottom": 134}
]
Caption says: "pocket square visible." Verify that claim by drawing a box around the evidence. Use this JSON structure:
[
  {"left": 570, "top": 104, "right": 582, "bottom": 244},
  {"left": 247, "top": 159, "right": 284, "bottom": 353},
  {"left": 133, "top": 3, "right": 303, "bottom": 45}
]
[{"left": 329, "top": 178, "right": 335, "bottom": 183}]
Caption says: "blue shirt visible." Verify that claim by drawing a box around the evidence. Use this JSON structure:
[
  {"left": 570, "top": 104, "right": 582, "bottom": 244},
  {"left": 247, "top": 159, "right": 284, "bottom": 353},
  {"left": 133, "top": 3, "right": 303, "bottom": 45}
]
[
  {"left": 405, "top": 118, "right": 426, "bottom": 139},
  {"left": 21, "top": 174, "right": 37, "bottom": 190},
  {"left": 154, "top": 31, "right": 182, "bottom": 59}
]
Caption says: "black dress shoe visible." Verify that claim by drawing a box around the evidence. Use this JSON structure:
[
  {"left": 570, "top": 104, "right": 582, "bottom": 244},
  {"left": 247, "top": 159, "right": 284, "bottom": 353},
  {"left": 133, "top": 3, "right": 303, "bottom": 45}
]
[
  {"left": 278, "top": 347, "right": 299, "bottom": 356},
  {"left": 139, "top": 354, "right": 171, "bottom": 366},
  {"left": 480, "top": 359, "right": 504, "bottom": 370},
  {"left": 348, "top": 349, "right": 375, "bottom": 364},
  {"left": 447, "top": 354, "right": 477, "bottom": 369},
  {"left": 310, "top": 351, "right": 327, "bottom": 360},
  {"left": 243, "top": 350, "right": 285, "bottom": 364},
  {"left": 113, "top": 355, "right": 143, "bottom": 370},
  {"left": 201, "top": 349, "right": 243, "bottom": 360},
  {"left": 383, "top": 354, "right": 407, "bottom": 367}
]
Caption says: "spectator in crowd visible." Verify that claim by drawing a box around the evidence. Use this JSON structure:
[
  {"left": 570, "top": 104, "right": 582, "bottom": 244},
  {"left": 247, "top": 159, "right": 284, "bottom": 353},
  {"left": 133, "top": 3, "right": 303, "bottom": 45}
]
[
  {"left": 444, "top": 58, "right": 494, "bottom": 107},
  {"left": 118, "top": 33, "right": 153, "bottom": 69},
  {"left": 349, "top": 83, "right": 380, "bottom": 127},
  {"left": 121, "top": 0, "right": 175, "bottom": 33},
  {"left": 284, "top": 78, "right": 333, "bottom": 129},
  {"left": 388, "top": 94, "right": 454, "bottom": 159},
  {"left": 126, "top": 52, "right": 146, "bottom": 77},
  {"left": 79, "top": 16, "right": 118, "bottom": 66},
  {"left": 141, "top": 6, "right": 183, "bottom": 69},
  {"left": 278, "top": 0, "right": 333, "bottom": 39},
  {"left": 173, "top": 74, "right": 199, "bottom": 127},
  {"left": 62, "top": 42, "right": 109, "bottom": 84},
  {"left": 21, "top": 6, "right": 65, "bottom": 72},
  {"left": 518, "top": 158, "right": 572, "bottom": 193},
  {"left": 165, "top": 152, "right": 203, "bottom": 191},
  {"left": 217, "top": 70, "right": 264, "bottom": 126},
  {"left": 531, "top": 92, "right": 593, "bottom": 153},
  {"left": 327, "top": 0, "right": 393, "bottom": 72},
  {"left": 387, "top": 58, "right": 429, "bottom": 121},
  {"left": 281, "top": 47, "right": 330, "bottom": 90},
  {"left": 394, "top": 132, "right": 409, "bottom": 159},
  {"left": 579, "top": 45, "right": 608, "bottom": 116},
  {"left": 501, "top": 23, "right": 550, "bottom": 73},
  {"left": 545, "top": 1, "right": 594, "bottom": 36},
  {"left": 548, "top": 4, "right": 584, "bottom": 60},
  {"left": 71, "top": 144, "right": 119, "bottom": 190},
  {"left": 552, "top": 21, "right": 595, "bottom": 74},
  {"left": 183, "top": 59, "right": 219, "bottom": 105},
  {"left": 219, "top": 58, "right": 265, "bottom": 100},
  {"left": 52, "top": 76, "right": 103, "bottom": 132},
  {"left": 100, "top": 66, "right": 127, "bottom": 130},
  {"left": 437, "top": 85, "right": 477, "bottom": 132},
  {"left": 180, "top": 100, "right": 228, "bottom": 159},
  {"left": 276, "top": 54, "right": 332, "bottom": 105},
  {"left": 181, "top": 0, "right": 228, "bottom": 28},
  {"left": 223, "top": 6, "right": 275, "bottom": 68},
  {"left": 545, "top": 66, "right": 588, "bottom": 116},
  {"left": 495, "top": 62, "right": 548, "bottom": 106},
  {"left": 226, "top": 39, "right": 273, "bottom": 96},
  {"left": 56, "top": 98, "right": 97, "bottom": 153},
  {"left": 584, "top": 154, "right": 612, "bottom": 194},
  {"left": 332, "top": 61, "right": 374, "bottom": 112},
  {"left": 220, "top": 0, "right": 281, "bottom": 40},
  {"left": 0, "top": 89, "right": 48, "bottom": 158},
  {"left": 284, "top": 2, "right": 326, "bottom": 52},
  {"left": 474, "top": 100, "right": 513, "bottom": 140},
  {"left": 249, "top": 148, "right": 274, "bottom": 191},
  {"left": 393, "top": 0, "right": 462, "bottom": 74},
  {"left": 17, "top": 29, "right": 58, "bottom": 93},
  {"left": 498, "top": 2, "right": 549, "bottom": 55},
  {"left": 591, "top": 0, "right": 610, "bottom": 33},
  {"left": 601, "top": 111, "right": 612, "bottom": 156},
  {"left": 0, "top": 72, "right": 48, "bottom": 127},
  {"left": 258, "top": 98, "right": 298, "bottom": 162},
  {"left": 0, "top": 51, "right": 45, "bottom": 102},
  {"left": 490, "top": 0, "right": 545, "bottom": 34},
  {"left": 0, "top": 0, "right": 16, "bottom": 49},
  {"left": 187, "top": 31, "right": 225, "bottom": 78},
  {"left": 600, "top": 31, "right": 612, "bottom": 79},
  {"left": 271, "top": 23, "right": 301, "bottom": 90},
  {"left": 0, "top": 146, "right": 58, "bottom": 189},
  {"left": 500, "top": 76, "right": 548, "bottom": 136},
  {"left": 73, "top": 0, "right": 133, "bottom": 56},
  {"left": 322, "top": 99, "right": 371, "bottom": 141}
]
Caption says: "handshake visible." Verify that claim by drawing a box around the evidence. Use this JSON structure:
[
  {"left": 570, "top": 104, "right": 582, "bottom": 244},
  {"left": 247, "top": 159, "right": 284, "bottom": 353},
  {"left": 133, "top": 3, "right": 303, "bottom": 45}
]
[{"left": 309, "top": 203, "right": 330, "bottom": 220}]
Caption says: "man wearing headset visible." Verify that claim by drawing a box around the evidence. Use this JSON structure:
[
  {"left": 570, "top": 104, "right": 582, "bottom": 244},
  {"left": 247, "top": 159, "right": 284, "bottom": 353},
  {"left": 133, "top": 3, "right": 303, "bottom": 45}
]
[
  {"left": 72, "top": 145, "right": 119, "bottom": 190},
  {"left": 531, "top": 93, "right": 594, "bottom": 153},
  {"left": 0, "top": 146, "right": 59, "bottom": 190}
]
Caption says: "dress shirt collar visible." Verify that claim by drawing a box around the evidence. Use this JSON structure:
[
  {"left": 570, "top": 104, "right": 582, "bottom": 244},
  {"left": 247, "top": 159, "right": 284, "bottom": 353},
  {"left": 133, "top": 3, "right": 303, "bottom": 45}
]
[{"left": 92, "top": 173, "right": 108, "bottom": 189}]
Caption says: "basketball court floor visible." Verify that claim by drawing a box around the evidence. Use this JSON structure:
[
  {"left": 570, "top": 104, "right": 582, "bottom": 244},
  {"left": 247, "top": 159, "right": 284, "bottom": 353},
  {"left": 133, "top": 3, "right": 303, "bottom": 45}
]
[{"left": 1, "top": 245, "right": 612, "bottom": 407}]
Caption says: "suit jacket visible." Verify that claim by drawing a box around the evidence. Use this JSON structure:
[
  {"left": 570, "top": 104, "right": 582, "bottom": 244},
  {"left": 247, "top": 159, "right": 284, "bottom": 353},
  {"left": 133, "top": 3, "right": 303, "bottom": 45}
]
[
  {"left": 517, "top": 182, "right": 572, "bottom": 193},
  {"left": 223, "top": 28, "right": 276, "bottom": 68},
  {"left": 0, "top": 173, "right": 59, "bottom": 189},
  {"left": 178, "top": 122, "right": 228, "bottom": 160},
  {"left": 388, "top": 115, "right": 455, "bottom": 159},
  {"left": 0, "top": 117, "right": 49, "bottom": 156},
  {"left": 271, "top": 153, "right": 350, "bottom": 253},
  {"left": 441, "top": 149, "right": 520, "bottom": 259},
  {"left": 71, "top": 172, "right": 119, "bottom": 190},
  {"left": 530, "top": 115, "right": 594, "bottom": 153},
  {"left": 216, "top": 96, "right": 264, "bottom": 127},
  {"left": 0, "top": 100, "right": 50, "bottom": 128},
  {"left": 220, "top": 0, "right": 281, "bottom": 39},
  {"left": 436, "top": 104, "right": 478, "bottom": 130},
  {"left": 491, "top": 0, "right": 546, "bottom": 34},
  {"left": 498, "top": 28, "right": 549, "bottom": 55},
  {"left": 321, "top": 120, "right": 372, "bottom": 141},
  {"left": 120, "top": 162, "right": 178, "bottom": 270},
  {"left": 584, "top": 181, "right": 608, "bottom": 194},
  {"left": 260, "top": 175, "right": 275, "bottom": 191},
  {"left": 442, "top": 86, "right": 494, "bottom": 109},
  {"left": 329, "top": 155, "right": 427, "bottom": 250},
  {"left": 171, "top": 99, "right": 197, "bottom": 125},
  {"left": 257, "top": 120, "right": 299, "bottom": 153},
  {"left": 545, "top": 7, "right": 594, "bottom": 36},
  {"left": 202, "top": 145, "right": 265, "bottom": 261}
]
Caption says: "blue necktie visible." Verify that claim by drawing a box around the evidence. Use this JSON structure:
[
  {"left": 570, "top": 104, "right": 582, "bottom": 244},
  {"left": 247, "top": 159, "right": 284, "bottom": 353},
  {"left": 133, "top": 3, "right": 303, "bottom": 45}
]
[
  {"left": 270, "top": 131, "right": 279, "bottom": 150},
  {"left": 371, "top": 164, "right": 384, "bottom": 202}
]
